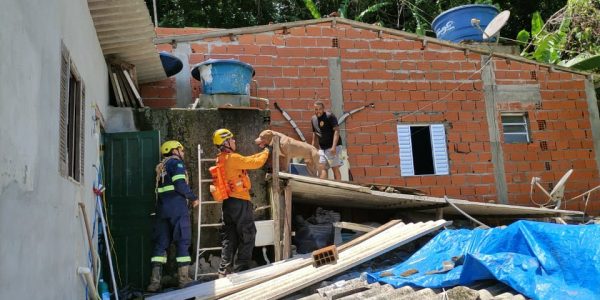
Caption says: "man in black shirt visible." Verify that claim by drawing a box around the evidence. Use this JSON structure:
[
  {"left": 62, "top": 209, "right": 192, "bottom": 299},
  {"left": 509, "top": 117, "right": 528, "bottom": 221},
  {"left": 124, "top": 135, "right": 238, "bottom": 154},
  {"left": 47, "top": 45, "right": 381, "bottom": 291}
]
[{"left": 311, "top": 101, "right": 343, "bottom": 180}]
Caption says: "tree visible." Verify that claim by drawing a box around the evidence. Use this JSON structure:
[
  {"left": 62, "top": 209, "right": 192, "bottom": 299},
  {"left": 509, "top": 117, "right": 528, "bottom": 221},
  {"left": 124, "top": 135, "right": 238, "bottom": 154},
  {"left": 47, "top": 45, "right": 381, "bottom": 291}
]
[{"left": 146, "top": 0, "right": 567, "bottom": 42}]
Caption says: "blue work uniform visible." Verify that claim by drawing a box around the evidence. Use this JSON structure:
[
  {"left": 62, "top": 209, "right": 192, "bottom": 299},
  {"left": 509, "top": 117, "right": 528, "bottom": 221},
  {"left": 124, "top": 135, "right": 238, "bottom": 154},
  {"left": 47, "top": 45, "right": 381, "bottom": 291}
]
[{"left": 151, "top": 156, "right": 198, "bottom": 266}]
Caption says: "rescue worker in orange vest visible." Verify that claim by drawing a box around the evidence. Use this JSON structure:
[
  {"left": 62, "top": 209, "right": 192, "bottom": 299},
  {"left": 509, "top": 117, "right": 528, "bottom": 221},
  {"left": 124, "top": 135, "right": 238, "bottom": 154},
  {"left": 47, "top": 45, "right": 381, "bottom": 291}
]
[
  {"left": 212, "top": 128, "right": 270, "bottom": 277},
  {"left": 147, "top": 140, "right": 199, "bottom": 292}
]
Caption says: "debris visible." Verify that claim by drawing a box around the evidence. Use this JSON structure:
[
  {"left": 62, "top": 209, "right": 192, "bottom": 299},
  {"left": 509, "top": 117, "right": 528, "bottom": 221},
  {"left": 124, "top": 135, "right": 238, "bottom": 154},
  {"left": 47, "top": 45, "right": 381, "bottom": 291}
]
[
  {"left": 221, "top": 220, "right": 450, "bottom": 300},
  {"left": 368, "top": 220, "right": 600, "bottom": 299},
  {"left": 312, "top": 245, "right": 339, "bottom": 268},
  {"left": 400, "top": 269, "right": 419, "bottom": 277},
  {"left": 444, "top": 196, "right": 490, "bottom": 229}
]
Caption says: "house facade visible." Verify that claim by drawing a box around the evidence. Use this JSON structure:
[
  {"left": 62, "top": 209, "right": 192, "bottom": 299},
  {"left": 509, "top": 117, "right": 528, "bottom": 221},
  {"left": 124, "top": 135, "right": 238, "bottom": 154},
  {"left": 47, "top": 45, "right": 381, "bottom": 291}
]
[
  {"left": 145, "top": 18, "right": 600, "bottom": 214},
  {"left": 0, "top": 0, "right": 165, "bottom": 298}
]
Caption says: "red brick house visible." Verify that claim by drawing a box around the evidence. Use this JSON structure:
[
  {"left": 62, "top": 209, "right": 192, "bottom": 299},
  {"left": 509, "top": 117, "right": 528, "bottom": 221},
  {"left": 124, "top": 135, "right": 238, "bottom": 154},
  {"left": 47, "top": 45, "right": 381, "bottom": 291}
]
[{"left": 142, "top": 18, "right": 600, "bottom": 214}]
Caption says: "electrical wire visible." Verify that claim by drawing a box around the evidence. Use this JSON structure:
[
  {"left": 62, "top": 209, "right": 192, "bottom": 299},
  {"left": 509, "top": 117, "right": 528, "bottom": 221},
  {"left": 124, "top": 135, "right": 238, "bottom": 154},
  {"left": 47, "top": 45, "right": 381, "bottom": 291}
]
[{"left": 342, "top": 57, "right": 493, "bottom": 132}]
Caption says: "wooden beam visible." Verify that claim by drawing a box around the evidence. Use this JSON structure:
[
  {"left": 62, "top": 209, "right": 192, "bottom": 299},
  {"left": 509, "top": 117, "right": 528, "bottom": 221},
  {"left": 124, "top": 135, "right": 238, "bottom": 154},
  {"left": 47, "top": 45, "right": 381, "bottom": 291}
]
[
  {"left": 283, "top": 183, "right": 292, "bottom": 259},
  {"left": 221, "top": 220, "right": 451, "bottom": 300},
  {"left": 333, "top": 222, "right": 376, "bottom": 233},
  {"left": 271, "top": 135, "right": 282, "bottom": 261},
  {"left": 145, "top": 219, "right": 405, "bottom": 300},
  {"left": 436, "top": 207, "right": 444, "bottom": 220}
]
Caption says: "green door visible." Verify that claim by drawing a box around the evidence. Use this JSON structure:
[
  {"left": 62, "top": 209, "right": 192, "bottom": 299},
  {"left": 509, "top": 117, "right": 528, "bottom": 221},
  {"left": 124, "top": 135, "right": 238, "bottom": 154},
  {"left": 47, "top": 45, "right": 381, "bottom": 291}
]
[{"left": 104, "top": 130, "right": 160, "bottom": 289}]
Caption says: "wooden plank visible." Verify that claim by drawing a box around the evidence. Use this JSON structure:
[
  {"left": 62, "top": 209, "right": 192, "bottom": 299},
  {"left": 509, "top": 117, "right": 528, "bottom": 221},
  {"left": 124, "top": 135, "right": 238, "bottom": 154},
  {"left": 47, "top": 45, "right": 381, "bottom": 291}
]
[
  {"left": 115, "top": 66, "right": 136, "bottom": 108},
  {"left": 146, "top": 220, "right": 405, "bottom": 300},
  {"left": 109, "top": 70, "right": 125, "bottom": 107},
  {"left": 337, "top": 219, "right": 400, "bottom": 251},
  {"left": 333, "top": 222, "right": 376, "bottom": 233},
  {"left": 271, "top": 135, "right": 282, "bottom": 261},
  {"left": 283, "top": 184, "right": 292, "bottom": 259},
  {"left": 122, "top": 69, "right": 144, "bottom": 107},
  {"left": 222, "top": 220, "right": 451, "bottom": 300}
]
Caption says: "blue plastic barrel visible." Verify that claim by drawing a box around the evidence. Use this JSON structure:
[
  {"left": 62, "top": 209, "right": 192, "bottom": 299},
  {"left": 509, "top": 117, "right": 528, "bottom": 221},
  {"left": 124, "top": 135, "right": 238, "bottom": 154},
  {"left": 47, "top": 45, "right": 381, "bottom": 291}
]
[
  {"left": 191, "top": 59, "right": 255, "bottom": 95},
  {"left": 432, "top": 4, "right": 499, "bottom": 43}
]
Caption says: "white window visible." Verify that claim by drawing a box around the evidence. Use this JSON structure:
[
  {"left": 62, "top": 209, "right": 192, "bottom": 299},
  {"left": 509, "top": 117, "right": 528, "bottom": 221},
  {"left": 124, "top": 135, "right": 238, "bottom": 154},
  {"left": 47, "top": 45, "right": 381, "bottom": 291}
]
[
  {"left": 59, "top": 42, "right": 85, "bottom": 182},
  {"left": 501, "top": 113, "right": 530, "bottom": 143},
  {"left": 397, "top": 124, "right": 449, "bottom": 176}
]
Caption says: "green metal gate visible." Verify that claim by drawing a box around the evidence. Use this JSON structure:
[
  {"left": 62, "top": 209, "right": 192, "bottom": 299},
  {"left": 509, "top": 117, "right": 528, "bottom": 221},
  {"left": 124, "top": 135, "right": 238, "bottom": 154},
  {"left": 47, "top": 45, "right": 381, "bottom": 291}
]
[{"left": 104, "top": 130, "right": 160, "bottom": 289}]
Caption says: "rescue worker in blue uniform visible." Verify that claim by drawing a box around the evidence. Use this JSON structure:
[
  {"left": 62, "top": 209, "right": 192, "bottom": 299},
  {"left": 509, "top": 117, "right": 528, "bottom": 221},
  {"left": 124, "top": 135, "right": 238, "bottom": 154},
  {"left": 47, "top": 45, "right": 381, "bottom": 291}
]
[{"left": 147, "top": 140, "right": 199, "bottom": 292}]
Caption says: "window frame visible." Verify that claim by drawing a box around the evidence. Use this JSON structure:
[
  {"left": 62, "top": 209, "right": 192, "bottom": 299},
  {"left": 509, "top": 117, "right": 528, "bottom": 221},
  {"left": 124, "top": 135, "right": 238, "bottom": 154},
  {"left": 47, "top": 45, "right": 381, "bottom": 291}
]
[
  {"left": 501, "top": 112, "right": 530, "bottom": 144},
  {"left": 59, "top": 42, "right": 85, "bottom": 183},
  {"left": 397, "top": 123, "right": 449, "bottom": 177}
]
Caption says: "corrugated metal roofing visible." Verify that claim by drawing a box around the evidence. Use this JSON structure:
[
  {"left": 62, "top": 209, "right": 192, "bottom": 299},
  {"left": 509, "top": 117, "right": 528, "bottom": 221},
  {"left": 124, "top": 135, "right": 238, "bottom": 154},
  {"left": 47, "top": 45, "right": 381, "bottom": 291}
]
[
  {"left": 279, "top": 173, "right": 582, "bottom": 217},
  {"left": 297, "top": 278, "right": 526, "bottom": 300},
  {"left": 88, "top": 0, "right": 165, "bottom": 83}
]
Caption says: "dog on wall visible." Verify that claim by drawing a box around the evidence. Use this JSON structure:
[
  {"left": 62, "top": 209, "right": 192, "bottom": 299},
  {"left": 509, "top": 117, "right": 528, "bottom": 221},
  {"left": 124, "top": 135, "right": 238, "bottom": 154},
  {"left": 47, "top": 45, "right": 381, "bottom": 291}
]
[{"left": 255, "top": 130, "right": 319, "bottom": 176}]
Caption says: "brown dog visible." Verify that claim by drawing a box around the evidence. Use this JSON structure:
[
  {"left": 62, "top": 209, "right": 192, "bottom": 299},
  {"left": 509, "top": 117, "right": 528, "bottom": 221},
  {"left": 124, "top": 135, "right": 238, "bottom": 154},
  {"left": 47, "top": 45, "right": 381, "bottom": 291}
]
[{"left": 255, "top": 130, "right": 319, "bottom": 176}]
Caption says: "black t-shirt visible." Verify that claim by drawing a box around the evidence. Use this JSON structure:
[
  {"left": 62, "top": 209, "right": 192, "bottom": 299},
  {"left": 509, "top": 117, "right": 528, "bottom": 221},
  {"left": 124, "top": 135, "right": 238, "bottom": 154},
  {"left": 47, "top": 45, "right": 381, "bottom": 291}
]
[{"left": 311, "top": 112, "right": 343, "bottom": 150}]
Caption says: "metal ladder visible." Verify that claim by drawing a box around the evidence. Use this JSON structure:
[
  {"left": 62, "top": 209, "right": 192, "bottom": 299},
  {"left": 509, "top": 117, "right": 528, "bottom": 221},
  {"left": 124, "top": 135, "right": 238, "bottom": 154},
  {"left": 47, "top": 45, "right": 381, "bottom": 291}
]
[{"left": 194, "top": 144, "right": 223, "bottom": 280}]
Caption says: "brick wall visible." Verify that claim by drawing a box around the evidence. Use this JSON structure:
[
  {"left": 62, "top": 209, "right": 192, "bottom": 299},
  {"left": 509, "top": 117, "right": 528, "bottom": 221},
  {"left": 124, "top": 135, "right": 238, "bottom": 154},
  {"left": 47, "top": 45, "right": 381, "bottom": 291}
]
[
  {"left": 143, "top": 22, "right": 599, "bottom": 214},
  {"left": 494, "top": 59, "right": 599, "bottom": 211}
]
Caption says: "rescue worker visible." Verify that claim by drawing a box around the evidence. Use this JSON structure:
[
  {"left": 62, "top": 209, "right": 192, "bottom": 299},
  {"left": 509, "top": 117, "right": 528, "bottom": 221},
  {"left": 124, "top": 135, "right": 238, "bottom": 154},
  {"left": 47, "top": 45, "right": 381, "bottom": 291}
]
[
  {"left": 147, "top": 140, "right": 199, "bottom": 292},
  {"left": 212, "top": 128, "right": 270, "bottom": 276}
]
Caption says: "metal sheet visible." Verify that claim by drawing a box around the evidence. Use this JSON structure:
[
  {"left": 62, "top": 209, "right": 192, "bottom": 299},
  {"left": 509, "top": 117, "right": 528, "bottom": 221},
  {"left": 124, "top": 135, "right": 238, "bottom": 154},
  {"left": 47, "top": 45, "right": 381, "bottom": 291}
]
[
  {"left": 279, "top": 173, "right": 582, "bottom": 217},
  {"left": 88, "top": 0, "right": 165, "bottom": 83}
]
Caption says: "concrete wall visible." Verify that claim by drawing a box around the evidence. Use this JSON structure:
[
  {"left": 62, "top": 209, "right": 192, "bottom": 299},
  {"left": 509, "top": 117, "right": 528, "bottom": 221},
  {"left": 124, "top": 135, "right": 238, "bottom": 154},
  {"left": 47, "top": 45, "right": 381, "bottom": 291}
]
[
  {"left": 141, "top": 23, "right": 600, "bottom": 214},
  {"left": 0, "top": 0, "right": 109, "bottom": 298}
]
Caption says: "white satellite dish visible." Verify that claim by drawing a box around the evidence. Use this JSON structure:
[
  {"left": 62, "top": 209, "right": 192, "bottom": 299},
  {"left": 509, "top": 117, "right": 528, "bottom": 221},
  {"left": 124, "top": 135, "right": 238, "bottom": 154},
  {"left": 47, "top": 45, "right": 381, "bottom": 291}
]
[{"left": 483, "top": 10, "right": 510, "bottom": 40}]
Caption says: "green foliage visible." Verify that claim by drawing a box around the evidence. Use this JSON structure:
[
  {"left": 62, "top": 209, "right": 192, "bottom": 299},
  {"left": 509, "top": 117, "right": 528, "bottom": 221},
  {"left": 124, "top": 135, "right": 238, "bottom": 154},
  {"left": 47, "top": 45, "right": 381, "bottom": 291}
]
[
  {"left": 147, "top": 0, "right": 569, "bottom": 42},
  {"left": 355, "top": 2, "right": 391, "bottom": 21},
  {"left": 530, "top": 12, "right": 543, "bottom": 36},
  {"left": 303, "top": 0, "right": 321, "bottom": 19},
  {"left": 338, "top": 0, "right": 351, "bottom": 18},
  {"left": 516, "top": 29, "right": 530, "bottom": 45},
  {"left": 517, "top": 0, "right": 600, "bottom": 72}
]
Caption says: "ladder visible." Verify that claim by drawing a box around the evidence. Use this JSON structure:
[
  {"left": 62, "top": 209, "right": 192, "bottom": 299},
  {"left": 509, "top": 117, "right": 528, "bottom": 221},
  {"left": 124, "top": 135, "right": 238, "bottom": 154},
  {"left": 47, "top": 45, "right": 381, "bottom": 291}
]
[{"left": 194, "top": 144, "right": 223, "bottom": 280}]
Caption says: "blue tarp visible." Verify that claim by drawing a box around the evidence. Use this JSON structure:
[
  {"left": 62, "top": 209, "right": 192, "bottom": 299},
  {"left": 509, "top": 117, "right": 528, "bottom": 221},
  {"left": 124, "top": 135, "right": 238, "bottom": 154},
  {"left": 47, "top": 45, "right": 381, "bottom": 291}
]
[{"left": 367, "top": 220, "right": 600, "bottom": 300}]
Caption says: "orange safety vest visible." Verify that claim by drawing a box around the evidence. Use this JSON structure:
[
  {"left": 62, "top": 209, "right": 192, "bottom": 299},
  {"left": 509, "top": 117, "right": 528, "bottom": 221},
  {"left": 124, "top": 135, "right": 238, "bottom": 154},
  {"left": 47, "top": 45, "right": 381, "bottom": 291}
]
[
  {"left": 209, "top": 154, "right": 232, "bottom": 202},
  {"left": 210, "top": 149, "right": 269, "bottom": 201}
]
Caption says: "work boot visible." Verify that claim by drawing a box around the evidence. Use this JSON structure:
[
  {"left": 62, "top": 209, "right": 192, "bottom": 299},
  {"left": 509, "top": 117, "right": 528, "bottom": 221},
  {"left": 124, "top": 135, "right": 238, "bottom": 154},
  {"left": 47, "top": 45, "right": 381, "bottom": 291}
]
[
  {"left": 178, "top": 265, "right": 193, "bottom": 288},
  {"left": 146, "top": 264, "right": 162, "bottom": 292}
]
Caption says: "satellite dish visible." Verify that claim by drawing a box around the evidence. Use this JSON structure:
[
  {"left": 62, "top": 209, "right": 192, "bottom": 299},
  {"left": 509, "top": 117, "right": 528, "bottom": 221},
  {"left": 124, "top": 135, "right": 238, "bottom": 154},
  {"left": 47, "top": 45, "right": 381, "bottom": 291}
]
[{"left": 483, "top": 10, "right": 510, "bottom": 40}]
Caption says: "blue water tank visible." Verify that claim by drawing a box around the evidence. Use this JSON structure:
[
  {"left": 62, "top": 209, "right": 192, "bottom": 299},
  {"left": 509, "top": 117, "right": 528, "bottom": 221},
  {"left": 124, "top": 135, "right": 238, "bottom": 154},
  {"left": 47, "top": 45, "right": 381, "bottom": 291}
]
[
  {"left": 432, "top": 4, "right": 499, "bottom": 43},
  {"left": 191, "top": 59, "right": 255, "bottom": 95}
]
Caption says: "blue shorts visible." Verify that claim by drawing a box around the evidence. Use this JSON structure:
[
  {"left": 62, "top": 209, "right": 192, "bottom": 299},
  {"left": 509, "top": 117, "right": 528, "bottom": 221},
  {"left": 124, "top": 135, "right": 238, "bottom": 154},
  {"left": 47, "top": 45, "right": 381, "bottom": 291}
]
[{"left": 318, "top": 145, "right": 343, "bottom": 168}]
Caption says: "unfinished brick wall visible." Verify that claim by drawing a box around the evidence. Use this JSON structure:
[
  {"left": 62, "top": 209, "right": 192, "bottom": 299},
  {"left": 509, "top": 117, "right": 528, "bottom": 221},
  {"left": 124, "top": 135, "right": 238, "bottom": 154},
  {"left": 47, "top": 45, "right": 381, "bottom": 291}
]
[
  {"left": 493, "top": 59, "right": 599, "bottom": 212},
  {"left": 144, "top": 21, "right": 599, "bottom": 214}
]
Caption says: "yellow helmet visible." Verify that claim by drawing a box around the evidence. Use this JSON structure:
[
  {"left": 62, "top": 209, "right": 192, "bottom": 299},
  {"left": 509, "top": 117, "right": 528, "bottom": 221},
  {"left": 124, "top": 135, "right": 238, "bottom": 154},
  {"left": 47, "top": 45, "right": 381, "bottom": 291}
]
[
  {"left": 213, "top": 128, "right": 234, "bottom": 146},
  {"left": 161, "top": 140, "right": 183, "bottom": 155}
]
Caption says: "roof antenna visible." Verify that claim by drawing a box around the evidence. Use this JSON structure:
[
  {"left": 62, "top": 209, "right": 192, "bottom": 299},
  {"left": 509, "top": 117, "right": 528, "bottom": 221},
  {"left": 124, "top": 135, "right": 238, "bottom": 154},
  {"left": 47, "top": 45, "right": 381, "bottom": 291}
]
[{"left": 471, "top": 10, "right": 510, "bottom": 55}]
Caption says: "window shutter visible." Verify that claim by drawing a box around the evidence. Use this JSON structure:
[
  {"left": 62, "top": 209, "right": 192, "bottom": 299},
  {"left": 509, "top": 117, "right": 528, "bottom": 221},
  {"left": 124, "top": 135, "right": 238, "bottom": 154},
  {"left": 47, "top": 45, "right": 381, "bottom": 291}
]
[
  {"left": 429, "top": 124, "right": 449, "bottom": 175},
  {"left": 59, "top": 43, "right": 70, "bottom": 177},
  {"left": 396, "top": 124, "right": 415, "bottom": 176},
  {"left": 79, "top": 82, "right": 86, "bottom": 182}
]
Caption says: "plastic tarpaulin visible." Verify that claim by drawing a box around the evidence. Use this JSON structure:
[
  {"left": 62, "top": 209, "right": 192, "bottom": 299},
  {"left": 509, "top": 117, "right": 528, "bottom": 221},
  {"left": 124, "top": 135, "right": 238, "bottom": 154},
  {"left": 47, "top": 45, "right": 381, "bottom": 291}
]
[{"left": 367, "top": 220, "right": 600, "bottom": 300}]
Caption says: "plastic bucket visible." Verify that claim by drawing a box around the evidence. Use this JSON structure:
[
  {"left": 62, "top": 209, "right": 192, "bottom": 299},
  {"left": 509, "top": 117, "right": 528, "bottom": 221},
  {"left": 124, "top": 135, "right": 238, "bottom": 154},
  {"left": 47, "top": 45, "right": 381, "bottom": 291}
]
[
  {"left": 432, "top": 4, "right": 499, "bottom": 43},
  {"left": 191, "top": 59, "right": 255, "bottom": 95}
]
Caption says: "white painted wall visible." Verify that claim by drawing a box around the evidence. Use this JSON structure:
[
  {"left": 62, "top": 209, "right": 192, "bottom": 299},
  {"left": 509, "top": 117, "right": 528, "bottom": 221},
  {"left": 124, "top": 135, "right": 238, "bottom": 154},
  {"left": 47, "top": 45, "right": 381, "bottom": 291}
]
[{"left": 0, "top": 1, "right": 109, "bottom": 298}]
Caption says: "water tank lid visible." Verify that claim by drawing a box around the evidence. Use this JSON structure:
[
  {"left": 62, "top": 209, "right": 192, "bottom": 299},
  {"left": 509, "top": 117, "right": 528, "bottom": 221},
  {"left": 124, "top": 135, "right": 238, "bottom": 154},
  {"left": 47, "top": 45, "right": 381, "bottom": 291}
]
[
  {"left": 191, "top": 59, "right": 255, "bottom": 81},
  {"left": 432, "top": 4, "right": 499, "bottom": 27}
]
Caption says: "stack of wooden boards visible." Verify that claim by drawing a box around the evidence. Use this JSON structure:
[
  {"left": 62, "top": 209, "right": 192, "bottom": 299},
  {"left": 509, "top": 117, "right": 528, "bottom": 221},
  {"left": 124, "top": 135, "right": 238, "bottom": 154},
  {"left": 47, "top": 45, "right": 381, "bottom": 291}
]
[
  {"left": 108, "top": 62, "right": 144, "bottom": 108},
  {"left": 147, "top": 219, "right": 451, "bottom": 300}
]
